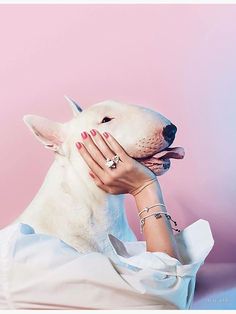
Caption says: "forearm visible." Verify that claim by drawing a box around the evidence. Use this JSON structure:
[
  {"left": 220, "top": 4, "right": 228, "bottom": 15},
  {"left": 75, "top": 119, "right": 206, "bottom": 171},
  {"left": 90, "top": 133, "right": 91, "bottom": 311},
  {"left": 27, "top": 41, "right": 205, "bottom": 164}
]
[{"left": 133, "top": 180, "right": 180, "bottom": 260}]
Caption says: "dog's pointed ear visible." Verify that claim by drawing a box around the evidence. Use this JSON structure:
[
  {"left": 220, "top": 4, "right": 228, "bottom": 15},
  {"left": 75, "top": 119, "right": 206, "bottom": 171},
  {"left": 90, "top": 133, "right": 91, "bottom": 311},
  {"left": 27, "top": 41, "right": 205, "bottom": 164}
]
[
  {"left": 64, "top": 95, "right": 83, "bottom": 116},
  {"left": 23, "top": 115, "right": 66, "bottom": 155}
]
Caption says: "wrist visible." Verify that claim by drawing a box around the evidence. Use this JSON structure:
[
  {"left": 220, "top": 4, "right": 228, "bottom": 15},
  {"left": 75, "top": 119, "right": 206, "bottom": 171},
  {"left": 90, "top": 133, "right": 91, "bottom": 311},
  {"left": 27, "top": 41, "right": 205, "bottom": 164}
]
[
  {"left": 129, "top": 178, "right": 157, "bottom": 197},
  {"left": 133, "top": 179, "right": 161, "bottom": 199},
  {"left": 134, "top": 180, "right": 165, "bottom": 214}
]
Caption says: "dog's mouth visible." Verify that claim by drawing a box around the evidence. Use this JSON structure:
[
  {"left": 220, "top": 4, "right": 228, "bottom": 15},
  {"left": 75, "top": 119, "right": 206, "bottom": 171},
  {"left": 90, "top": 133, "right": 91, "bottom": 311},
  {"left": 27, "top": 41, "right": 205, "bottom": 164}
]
[{"left": 135, "top": 145, "right": 185, "bottom": 176}]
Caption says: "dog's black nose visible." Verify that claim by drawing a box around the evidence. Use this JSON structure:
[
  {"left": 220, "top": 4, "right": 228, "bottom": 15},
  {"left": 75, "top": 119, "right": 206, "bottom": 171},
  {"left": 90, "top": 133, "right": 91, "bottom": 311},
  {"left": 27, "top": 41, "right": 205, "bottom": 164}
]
[{"left": 162, "top": 123, "right": 177, "bottom": 144}]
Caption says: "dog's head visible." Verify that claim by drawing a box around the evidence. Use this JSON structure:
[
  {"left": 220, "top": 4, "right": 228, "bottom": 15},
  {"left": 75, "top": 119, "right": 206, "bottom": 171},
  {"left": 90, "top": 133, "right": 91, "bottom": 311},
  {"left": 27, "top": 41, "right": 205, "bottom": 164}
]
[{"left": 23, "top": 96, "right": 184, "bottom": 176}]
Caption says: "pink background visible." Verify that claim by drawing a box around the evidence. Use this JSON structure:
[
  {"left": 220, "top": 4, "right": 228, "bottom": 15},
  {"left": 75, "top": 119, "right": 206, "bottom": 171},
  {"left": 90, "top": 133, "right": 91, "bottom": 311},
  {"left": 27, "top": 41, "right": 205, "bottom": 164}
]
[{"left": 0, "top": 4, "right": 235, "bottom": 262}]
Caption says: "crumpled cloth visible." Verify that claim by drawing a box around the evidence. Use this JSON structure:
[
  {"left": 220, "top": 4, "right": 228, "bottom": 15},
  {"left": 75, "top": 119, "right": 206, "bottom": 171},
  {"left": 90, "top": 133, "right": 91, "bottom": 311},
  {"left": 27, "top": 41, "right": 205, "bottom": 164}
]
[{"left": 0, "top": 219, "right": 214, "bottom": 310}]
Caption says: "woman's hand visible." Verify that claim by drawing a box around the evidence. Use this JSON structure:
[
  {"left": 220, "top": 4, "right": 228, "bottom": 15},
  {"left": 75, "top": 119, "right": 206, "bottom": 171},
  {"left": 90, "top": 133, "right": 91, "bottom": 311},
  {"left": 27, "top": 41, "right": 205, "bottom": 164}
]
[
  {"left": 75, "top": 129, "right": 157, "bottom": 195},
  {"left": 76, "top": 129, "right": 180, "bottom": 259}
]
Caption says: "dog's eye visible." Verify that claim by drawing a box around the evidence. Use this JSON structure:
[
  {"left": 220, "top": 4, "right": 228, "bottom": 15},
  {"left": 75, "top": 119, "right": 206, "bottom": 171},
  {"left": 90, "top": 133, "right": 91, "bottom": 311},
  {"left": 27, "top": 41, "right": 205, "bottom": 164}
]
[{"left": 101, "top": 117, "right": 113, "bottom": 123}]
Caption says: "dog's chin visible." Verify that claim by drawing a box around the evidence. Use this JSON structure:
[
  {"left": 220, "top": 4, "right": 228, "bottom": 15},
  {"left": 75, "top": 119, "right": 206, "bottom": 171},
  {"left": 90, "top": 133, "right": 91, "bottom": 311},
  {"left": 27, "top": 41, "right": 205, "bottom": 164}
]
[
  {"left": 135, "top": 146, "right": 185, "bottom": 176},
  {"left": 135, "top": 156, "right": 171, "bottom": 176}
]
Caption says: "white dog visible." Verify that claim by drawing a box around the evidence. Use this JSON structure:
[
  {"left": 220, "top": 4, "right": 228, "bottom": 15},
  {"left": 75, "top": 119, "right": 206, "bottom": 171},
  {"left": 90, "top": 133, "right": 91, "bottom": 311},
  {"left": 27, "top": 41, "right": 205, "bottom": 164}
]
[{"left": 15, "top": 97, "right": 184, "bottom": 260}]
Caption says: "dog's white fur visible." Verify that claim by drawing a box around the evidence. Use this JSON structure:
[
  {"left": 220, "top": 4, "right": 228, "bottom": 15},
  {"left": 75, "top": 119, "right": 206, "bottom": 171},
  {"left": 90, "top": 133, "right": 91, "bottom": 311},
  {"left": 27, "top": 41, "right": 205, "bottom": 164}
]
[{"left": 16, "top": 98, "right": 173, "bottom": 260}]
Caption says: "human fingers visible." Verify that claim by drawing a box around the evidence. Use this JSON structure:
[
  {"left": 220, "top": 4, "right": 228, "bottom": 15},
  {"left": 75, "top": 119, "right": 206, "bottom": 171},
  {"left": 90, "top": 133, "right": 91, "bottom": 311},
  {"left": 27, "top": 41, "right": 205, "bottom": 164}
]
[
  {"left": 100, "top": 131, "right": 131, "bottom": 164},
  {"left": 80, "top": 130, "right": 118, "bottom": 170},
  {"left": 88, "top": 129, "right": 121, "bottom": 169},
  {"left": 77, "top": 136, "right": 116, "bottom": 192},
  {"left": 75, "top": 141, "right": 105, "bottom": 179},
  {"left": 99, "top": 132, "right": 157, "bottom": 189},
  {"left": 87, "top": 170, "right": 110, "bottom": 192},
  {"left": 77, "top": 130, "right": 123, "bottom": 182}
]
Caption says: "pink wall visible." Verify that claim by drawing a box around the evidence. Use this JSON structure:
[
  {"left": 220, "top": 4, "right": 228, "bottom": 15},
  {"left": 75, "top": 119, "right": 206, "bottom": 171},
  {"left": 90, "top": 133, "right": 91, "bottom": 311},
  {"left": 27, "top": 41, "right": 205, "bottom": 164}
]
[{"left": 0, "top": 4, "right": 235, "bottom": 262}]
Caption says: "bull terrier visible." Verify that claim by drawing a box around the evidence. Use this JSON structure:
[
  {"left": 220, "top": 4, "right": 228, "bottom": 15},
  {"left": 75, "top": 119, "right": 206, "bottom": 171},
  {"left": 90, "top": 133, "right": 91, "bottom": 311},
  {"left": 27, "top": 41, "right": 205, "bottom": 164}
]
[{"left": 15, "top": 97, "right": 184, "bottom": 261}]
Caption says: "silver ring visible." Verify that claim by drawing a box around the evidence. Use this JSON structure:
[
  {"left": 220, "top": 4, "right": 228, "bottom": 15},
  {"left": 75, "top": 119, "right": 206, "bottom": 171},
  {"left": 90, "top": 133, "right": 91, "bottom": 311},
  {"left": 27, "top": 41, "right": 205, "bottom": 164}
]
[{"left": 105, "top": 154, "right": 121, "bottom": 169}]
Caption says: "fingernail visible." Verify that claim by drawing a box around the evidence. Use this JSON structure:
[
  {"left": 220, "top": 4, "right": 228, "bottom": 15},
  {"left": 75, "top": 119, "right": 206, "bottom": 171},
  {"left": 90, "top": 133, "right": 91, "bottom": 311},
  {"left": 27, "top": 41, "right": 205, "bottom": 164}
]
[
  {"left": 90, "top": 129, "right": 96, "bottom": 136},
  {"left": 81, "top": 131, "right": 88, "bottom": 139},
  {"left": 76, "top": 142, "right": 82, "bottom": 149},
  {"left": 103, "top": 132, "right": 109, "bottom": 138},
  {"left": 89, "top": 172, "right": 95, "bottom": 178}
]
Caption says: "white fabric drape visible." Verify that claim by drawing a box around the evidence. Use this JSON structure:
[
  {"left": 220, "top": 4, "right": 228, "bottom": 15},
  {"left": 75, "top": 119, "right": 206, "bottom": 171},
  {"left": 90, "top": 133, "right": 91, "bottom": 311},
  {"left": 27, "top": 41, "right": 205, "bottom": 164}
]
[{"left": 0, "top": 219, "right": 214, "bottom": 310}]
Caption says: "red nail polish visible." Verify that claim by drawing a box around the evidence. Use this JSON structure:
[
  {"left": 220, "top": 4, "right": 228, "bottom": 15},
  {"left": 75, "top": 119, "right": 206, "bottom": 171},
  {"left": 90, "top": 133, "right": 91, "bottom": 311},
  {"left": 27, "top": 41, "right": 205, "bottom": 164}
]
[
  {"left": 76, "top": 142, "right": 82, "bottom": 149},
  {"left": 81, "top": 131, "right": 88, "bottom": 139},
  {"left": 89, "top": 172, "right": 95, "bottom": 178},
  {"left": 103, "top": 132, "right": 109, "bottom": 138},
  {"left": 90, "top": 129, "right": 96, "bottom": 136}
]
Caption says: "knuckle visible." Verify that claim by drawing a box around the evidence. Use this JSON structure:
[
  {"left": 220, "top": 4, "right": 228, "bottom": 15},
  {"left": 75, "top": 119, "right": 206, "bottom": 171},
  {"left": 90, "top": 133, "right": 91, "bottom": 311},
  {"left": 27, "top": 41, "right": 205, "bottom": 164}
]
[
  {"left": 114, "top": 147, "right": 123, "bottom": 157},
  {"left": 118, "top": 167, "right": 126, "bottom": 176},
  {"left": 109, "top": 170, "right": 117, "bottom": 177},
  {"left": 104, "top": 148, "right": 113, "bottom": 157},
  {"left": 83, "top": 137, "right": 94, "bottom": 146},
  {"left": 103, "top": 176, "right": 113, "bottom": 185},
  {"left": 108, "top": 187, "right": 115, "bottom": 194},
  {"left": 86, "top": 142, "right": 95, "bottom": 150},
  {"left": 125, "top": 162, "right": 133, "bottom": 172}
]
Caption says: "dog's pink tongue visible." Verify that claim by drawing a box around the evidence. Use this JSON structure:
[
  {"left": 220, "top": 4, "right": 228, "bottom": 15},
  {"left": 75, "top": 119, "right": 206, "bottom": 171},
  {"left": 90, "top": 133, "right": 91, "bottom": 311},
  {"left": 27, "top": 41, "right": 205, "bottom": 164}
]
[{"left": 154, "top": 147, "right": 185, "bottom": 159}]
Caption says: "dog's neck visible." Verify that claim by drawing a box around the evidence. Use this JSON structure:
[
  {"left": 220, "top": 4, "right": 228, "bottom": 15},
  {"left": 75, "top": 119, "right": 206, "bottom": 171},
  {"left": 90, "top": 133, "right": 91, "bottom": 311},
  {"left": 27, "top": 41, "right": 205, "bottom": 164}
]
[{"left": 18, "top": 154, "right": 136, "bottom": 255}]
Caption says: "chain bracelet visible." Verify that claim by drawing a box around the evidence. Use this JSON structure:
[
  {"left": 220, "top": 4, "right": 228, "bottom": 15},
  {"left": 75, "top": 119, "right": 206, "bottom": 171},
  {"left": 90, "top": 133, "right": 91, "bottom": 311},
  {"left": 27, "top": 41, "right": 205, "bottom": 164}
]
[
  {"left": 139, "top": 210, "right": 181, "bottom": 234},
  {"left": 138, "top": 203, "right": 166, "bottom": 218}
]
